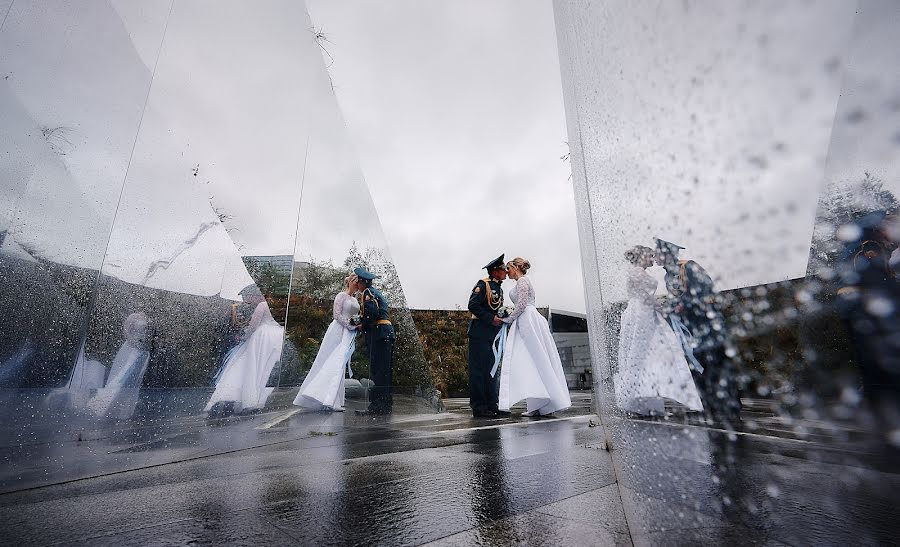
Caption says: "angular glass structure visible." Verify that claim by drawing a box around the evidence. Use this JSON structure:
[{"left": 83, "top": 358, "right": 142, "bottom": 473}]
[
  {"left": 556, "top": 0, "right": 899, "bottom": 542},
  {"left": 0, "top": 0, "right": 437, "bottom": 493}
]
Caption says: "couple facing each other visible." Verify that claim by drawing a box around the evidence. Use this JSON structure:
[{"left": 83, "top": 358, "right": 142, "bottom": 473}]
[
  {"left": 615, "top": 238, "right": 739, "bottom": 424},
  {"left": 467, "top": 254, "right": 571, "bottom": 419},
  {"left": 293, "top": 267, "right": 395, "bottom": 415}
]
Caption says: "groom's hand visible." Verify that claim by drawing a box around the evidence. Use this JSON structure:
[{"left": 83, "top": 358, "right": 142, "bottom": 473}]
[{"left": 491, "top": 317, "right": 502, "bottom": 326}]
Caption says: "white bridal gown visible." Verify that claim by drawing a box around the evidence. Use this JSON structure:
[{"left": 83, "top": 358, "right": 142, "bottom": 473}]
[
  {"left": 615, "top": 265, "right": 703, "bottom": 415},
  {"left": 293, "top": 291, "right": 359, "bottom": 410},
  {"left": 205, "top": 301, "right": 284, "bottom": 413},
  {"left": 498, "top": 275, "right": 571, "bottom": 415},
  {"left": 84, "top": 312, "right": 151, "bottom": 419},
  {"left": 85, "top": 341, "right": 151, "bottom": 419}
]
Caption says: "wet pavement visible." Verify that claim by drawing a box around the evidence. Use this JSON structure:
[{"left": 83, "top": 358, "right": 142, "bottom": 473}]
[{"left": 0, "top": 391, "right": 897, "bottom": 545}]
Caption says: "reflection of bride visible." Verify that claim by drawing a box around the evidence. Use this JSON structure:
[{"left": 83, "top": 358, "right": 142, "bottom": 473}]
[
  {"left": 86, "top": 312, "right": 152, "bottom": 419},
  {"left": 293, "top": 274, "right": 360, "bottom": 411},
  {"left": 205, "top": 290, "right": 284, "bottom": 415},
  {"left": 615, "top": 246, "right": 703, "bottom": 415}
]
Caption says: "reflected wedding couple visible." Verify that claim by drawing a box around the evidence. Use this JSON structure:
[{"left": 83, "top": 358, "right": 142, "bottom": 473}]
[
  {"left": 468, "top": 255, "right": 571, "bottom": 419},
  {"left": 615, "top": 242, "right": 703, "bottom": 416},
  {"left": 294, "top": 267, "right": 394, "bottom": 415},
  {"left": 614, "top": 237, "right": 741, "bottom": 423},
  {"left": 206, "top": 266, "right": 393, "bottom": 417}
]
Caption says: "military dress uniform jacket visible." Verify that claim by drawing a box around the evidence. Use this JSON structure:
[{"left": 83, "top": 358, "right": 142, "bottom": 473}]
[
  {"left": 468, "top": 278, "right": 504, "bottom": 339},
  {"left": 361, "top": 287, "right": 394, "bottom": 340},
  {"left": 665, "top": 260, "right": 724, "bottom": 353}
]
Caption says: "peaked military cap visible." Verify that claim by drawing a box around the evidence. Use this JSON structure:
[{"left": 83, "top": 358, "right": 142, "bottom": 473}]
[
  {"left": 353, "top": 267, "right": 378, "bottom": 281},
  {"left": 239, "top": 284, "right": 263, "bottom": 297},
  {"left": 483, "top": 254, "right": 506, "bottom": 271},
  {"left": 654, "top": 238, "right": 685, "bottom": 253}
]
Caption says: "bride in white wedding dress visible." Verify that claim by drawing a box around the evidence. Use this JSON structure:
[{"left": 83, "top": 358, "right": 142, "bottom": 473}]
[
  {"left": 86, "top": 312, "right": 152, "bottom": 419},
  {"left": 293, "top": 274, "right": 360, "bottom": 411},
  {"left": 205, "top": 291, "right": 284, "bottom": 415},
  {"left": 498, "top": 257, "right": 571, "bottom": 417},
  {"left": 615, "top": 245, "right": 703, "bottom": 415}
]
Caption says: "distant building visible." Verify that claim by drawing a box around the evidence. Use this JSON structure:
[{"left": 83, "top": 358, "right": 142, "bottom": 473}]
[
  {"left": 544, "top": 308, "right": 591, "bottom": 390},
  {"left": 241, "top": 255, "right": 294, "bottom": 278}
]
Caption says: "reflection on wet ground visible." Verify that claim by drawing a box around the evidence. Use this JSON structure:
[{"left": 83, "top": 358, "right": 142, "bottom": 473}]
[{"left": 0, "top": 392, "right": 896, "bottom": 545}]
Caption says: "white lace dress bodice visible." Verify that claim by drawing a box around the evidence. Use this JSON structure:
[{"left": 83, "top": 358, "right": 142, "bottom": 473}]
[
  {"left": 503, "top": 275, "right": 536, "bottom": 324},
  {"left": 333, "top": 292, "right": 360, "bottom": 329},
  {"left": 626, "top": 266, "right": 658, "bottom": 307}
]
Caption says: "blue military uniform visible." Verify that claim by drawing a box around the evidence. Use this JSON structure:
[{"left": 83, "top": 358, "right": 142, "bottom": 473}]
[
  {"left": 656, "top": 238, "right": 740, "bottom": 427},
  {"left": 468, "top": 255, "right": 506, "bottom": 417},
  {"left": 356, "top": 267, "right": 395, "bottom": 415}
]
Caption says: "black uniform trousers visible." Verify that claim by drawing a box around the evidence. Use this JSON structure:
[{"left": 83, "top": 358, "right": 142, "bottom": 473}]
[
  {"left": 367, "top": 324, "right": 395, "bottom": 414},
  {"left": 468, "top": 320, "right": 500, "bottom": 414},
  {"left": 676, "top": 294, "right": 741, "bottom": 428}
]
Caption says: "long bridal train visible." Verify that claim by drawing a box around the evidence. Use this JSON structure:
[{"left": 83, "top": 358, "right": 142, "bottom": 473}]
[{"left": 293, "top": 289, "right": 359, "bottom": 411}]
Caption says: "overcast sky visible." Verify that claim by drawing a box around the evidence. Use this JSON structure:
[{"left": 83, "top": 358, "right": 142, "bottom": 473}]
[
  {"left": 6, "top": 0, "right": 896, "bottom": 311},
  {"left": 306, "top": 0, "right": 585, "bottom": 312}
]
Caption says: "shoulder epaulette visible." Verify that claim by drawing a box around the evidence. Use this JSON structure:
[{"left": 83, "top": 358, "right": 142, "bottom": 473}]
[{"left": 363, "top": 288, "right": 381, "bottom": 307}]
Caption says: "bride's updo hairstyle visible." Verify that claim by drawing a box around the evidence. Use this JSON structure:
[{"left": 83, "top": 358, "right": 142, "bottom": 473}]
[
  {"left": 345, "top": 273, "right": 359, "bottom": 288},
  {"left": 624, "top": 245, "right": 654, "bottom": 265},
  {"left": 507, "top": 257, "right": 531, "bottom": 274}
]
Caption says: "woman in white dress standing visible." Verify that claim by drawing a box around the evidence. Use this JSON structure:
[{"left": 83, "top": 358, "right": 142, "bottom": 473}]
[
  {"left": 293, "top": 273, "right": 360, "bottom": 411},
  {"left": 498, "top": 257, "right": 571, "bottom": 417},
  {"left": 205, "top": 290, "right": 284, "bottom": 415},
  {"left": 615, "top": 245, "right": 703, "bottom": 415},
  {"left": 86, "top": 312, "right": 152, "bottom": 419}
]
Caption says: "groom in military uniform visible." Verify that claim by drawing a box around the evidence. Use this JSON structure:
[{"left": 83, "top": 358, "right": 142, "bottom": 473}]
[
  {"left": 467, "top": 255, "right": 508, "bottom": 418},
  {"left": 355, "top": 267, "right": 395, "bottom": 415},
  {"left": 655, "top": 238, "right": 741, "bottom": 427}
]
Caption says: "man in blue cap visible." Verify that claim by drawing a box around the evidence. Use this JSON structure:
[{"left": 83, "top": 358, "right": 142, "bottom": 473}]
[
  {"left": 354, "top": 267, "right": 394, "bottom": 415},
  {"left": 654, "top": 237, "right": 741, "bottom": 427},
  {"left": 467, "top": 254, "right": 508, "bottom": 418}
]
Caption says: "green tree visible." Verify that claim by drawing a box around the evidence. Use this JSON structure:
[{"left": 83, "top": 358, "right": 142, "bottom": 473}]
[{"left": 808, "top": 172, "right": 899, "bottom": 275}]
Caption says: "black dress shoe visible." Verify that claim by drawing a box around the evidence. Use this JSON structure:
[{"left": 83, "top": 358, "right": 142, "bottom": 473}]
[
  {"left": 494, "top": 410, "right": 511, "bottom": 417},
  {"left": 472, "top": 410, "right": 498, "bottom": 418}
]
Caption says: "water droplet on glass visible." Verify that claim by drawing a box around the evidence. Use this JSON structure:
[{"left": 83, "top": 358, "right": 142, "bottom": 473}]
[
  {"left": 864, "top": 296, "right": 894, "bottom": 317},
  {"left": 836, "top": 223, "right": 862, "bottom": 242}
]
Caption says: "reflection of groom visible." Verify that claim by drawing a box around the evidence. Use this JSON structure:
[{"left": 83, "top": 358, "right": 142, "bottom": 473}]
[
  {"left": 655, "top": 238, "right": 741, "bottom": 426},
  {"left": 467, "top": 255, "right": 508, "bottom": 418},
  {"left": 356, "top": 267, "right": 394, "bottom": 415}
]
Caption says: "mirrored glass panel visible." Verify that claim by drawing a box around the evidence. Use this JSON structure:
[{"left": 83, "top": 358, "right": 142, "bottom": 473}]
[
  {"left": 75, "top": 0, "right": 316, "bottom": 472},
  {"left": 282, "top": 34, "right": 442, "bottom": 415},
  {"left": 1, "top": 1, "right": 441, "bottom": 494},
  {"left": 556, "top": 0, "right": 898, "bottom": 542},
  {"left": 0, "top": 0, "right": 170, "bottom": 489}
]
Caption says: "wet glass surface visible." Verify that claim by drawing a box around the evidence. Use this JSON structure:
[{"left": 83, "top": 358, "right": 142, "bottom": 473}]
[
  {"left": 0, "top": 0, "right": 439, "bottom": 494},
  {"left": 555, "top": 0, "right": 900, "bottom": 542}
]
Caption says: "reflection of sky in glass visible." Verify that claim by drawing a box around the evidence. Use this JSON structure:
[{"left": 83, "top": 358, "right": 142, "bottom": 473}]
[
  {"left": 102, "top": 1, "right": 316, "bottom": 299},
  {"left": 822, "top": 0, "right": 900, "bottom": 190},
  {"left": 0, "top": 1, "right": 165, "bottom": 267},
  {"left": 2, "top": 1, "right": 397, "bottom": 300},
  {"left": 557, "top": 0, "right": 858, "bottom": 301}
]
